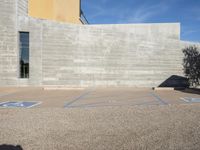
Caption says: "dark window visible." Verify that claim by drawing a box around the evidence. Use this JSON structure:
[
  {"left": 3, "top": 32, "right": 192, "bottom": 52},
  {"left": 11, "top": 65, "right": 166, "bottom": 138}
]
[{"left": 19, "top": 32, "right": 29, "bottom": 78}]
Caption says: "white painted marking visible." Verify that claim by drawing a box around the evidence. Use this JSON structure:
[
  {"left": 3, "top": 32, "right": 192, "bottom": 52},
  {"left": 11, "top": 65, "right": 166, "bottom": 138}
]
[
  {"left": 180, "top": 97, "right": 200, "bottom": 103},
  {"left": 27, "top": 101, "right": 42, "bottom": 108},
  {"left": 180, "top": 97, "right": 189, "bottom": 103},
  {"left": 44, "top": 87, "right": 85, "bottom": 90},
  {"left": 0, "top": 101, "right": 9, "bottom": 105}
]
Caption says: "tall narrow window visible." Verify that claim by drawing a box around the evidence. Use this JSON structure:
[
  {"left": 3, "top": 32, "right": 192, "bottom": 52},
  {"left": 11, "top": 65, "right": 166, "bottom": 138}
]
[{"left": 19, "top": 32, "right": 29, "bottom": 78}]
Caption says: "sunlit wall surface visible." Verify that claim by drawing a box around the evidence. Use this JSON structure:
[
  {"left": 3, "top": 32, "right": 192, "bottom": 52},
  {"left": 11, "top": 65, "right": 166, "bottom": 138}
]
[{"left": 29, "top": 0, "right": 82, "bottom": 24}]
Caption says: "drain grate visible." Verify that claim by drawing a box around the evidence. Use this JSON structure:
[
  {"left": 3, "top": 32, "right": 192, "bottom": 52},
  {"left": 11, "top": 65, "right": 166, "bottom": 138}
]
[
  {"left": 181, "top": 97, "right": 200, "bottom": 103},
  {"left": 0, "top": 101, "right": 41, "bottom": 108}
]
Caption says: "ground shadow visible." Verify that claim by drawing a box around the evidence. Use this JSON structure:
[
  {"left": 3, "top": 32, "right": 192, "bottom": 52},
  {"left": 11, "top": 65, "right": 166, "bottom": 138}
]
[
  {"left": 158, "top": 75, "right": 200, "bottom": 95},
  {"left": 176, "top": 88, "right": 200, "bottom": 95},
  {"left": 0, "top": 144, "right": 23, "bottom": 150},
  {"left": 158, "top": 75, "right": 189, "bottom": 88}
]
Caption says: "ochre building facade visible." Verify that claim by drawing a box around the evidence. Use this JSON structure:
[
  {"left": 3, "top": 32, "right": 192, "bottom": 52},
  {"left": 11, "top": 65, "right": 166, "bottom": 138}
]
[{"left": 29, "top": 0, "right": 82, "bottom": 24}]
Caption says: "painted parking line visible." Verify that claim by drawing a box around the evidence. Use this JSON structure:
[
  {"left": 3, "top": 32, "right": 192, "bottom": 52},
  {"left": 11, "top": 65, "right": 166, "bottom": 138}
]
[
  {"left": 67, "top": 99, "right": 160, "bottom": 108},
  {"left": 180, "top": 97, "right": 200, "bottom": 103},
  {"left": 0, "top": 101, "right": 42, "bottom": 108},
  {"left": 67, "top": 102, "right": 107, "bottom": 108},
  {"left": 66, "top": 93, "right": 162, "bottom": 108},
  {"left": 65, "top": 88, "right": 95, "bottom": 108},
  {"left": 134, "top": 100, "right": 161, "bottom": 106},
  {"left": 67, "top": 103, "right": 131, "bottom": 108},
  {"left": 67, "top": 101, "right": 161, "bottom": 108},
  {"left": 150, "top": 93, "right": 168, "bottom": 105},
  {"left": 69, "top": 95, "right": 155, "bottom": 107}
]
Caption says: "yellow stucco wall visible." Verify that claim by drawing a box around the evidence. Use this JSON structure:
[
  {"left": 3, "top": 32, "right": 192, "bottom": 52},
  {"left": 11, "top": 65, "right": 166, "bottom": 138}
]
[{"left": 29, "top": 0, "right": 82, "bottom": 24}]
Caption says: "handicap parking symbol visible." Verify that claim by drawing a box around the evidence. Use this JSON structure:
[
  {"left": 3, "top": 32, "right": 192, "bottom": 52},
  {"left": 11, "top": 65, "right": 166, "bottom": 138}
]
[{"left": 0, "top": 101, "right": 41, "bottom": 108}]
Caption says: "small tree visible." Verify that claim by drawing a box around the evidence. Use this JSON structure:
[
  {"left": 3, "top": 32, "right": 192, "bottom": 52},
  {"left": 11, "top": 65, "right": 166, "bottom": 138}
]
[{"left": 182, "top": 46, "right": 200, "bottom": 87}]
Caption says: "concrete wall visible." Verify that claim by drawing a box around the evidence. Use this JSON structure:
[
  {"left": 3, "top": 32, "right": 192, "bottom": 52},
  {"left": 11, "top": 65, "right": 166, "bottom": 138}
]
[
  {"left": 0, "top": 0, "right": 198, "bottom": 87},
  {"left": 44, "top": 24, "right": 183, "bottom": 87},
  {"left": 90, "top": 23, "right": 180, "bottom": 40},
  {"left": 18, "top": 17, "right": 184, "bottom": 87},
  {"left": 0, "top": 0, "right": 18, "bottom": 86},
  {"left": 18, "top": 0, "right": 28, "bottom": 16}
]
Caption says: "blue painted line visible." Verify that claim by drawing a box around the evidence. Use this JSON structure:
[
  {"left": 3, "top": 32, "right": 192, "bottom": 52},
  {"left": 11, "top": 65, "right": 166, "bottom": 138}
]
[
  {"left": 65, "top": 88, "right": 94, "bottom": 108},
  {"left": 134, "top": 100, "right": 159, "bottom": 106},
  {"left": 67, "top": 103, "right": 125, "bottom": 108},
  {"left": 67, "top": 101, "right": 106, "bottom": 108},
  {"left": 67, "top": 100, "right": 159, "bottom": 109},
  {"left": 150, "top": 93, "right": 168, "bottom": 105},
  {"left": 69, "top": 95, "right": 151, "bottom": 107}
]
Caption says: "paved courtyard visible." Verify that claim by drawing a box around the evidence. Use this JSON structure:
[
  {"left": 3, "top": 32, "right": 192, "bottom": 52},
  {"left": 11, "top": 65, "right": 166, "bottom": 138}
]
[
  {"left": 0, "top": 87, "right": 200, "bottom": 150},
  {"left": 0, "top": 87, "right": 199, "bottom": 108}
]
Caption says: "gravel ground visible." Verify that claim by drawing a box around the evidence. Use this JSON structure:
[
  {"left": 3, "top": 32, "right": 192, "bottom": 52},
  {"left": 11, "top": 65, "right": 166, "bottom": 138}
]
[{"left": 1, "top": 104, "right": 200, "bottom": 150}]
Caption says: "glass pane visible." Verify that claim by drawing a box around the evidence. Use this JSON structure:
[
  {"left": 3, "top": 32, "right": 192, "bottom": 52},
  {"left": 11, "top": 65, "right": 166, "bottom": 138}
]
[{"left": 19, "top": 32, "right": 29, "bottom": 78}]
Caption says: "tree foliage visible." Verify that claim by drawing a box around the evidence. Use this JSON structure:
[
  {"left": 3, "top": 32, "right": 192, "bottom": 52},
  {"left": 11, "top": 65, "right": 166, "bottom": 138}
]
[{"left": 182, "top": 46, "right": 200, "bottom": 87}]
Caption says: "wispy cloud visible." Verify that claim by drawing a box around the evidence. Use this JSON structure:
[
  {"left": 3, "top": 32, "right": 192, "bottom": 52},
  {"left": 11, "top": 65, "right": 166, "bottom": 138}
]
[
  {"left": 82, "top": 0, "right": 112, "bottom": 20},
  {"left": 181, "top": 25, "right": 199, "bottom": 37},
  {"left": 120, "top": 2, "right": 169, "bottom": 23},
  {"left": 88, "top": 5, "right": 105, "bottom": 19},
  {"left": 84, "top": 1, "right": 117, "bottom": 20},
  {"left": 85, "top": 1, "right": 169, "bottom": 24},
  {"left": 182, "top": 30, "right": 199, "bottom": 36}
]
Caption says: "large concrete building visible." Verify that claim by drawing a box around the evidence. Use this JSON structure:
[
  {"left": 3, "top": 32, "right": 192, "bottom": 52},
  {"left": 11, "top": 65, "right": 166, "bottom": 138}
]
[{"left": 0, "top": 0, "right": 198, "bottom": 87}]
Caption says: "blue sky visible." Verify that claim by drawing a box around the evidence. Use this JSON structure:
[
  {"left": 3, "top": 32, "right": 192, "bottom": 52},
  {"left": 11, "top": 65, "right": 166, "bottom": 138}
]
[{"left": 81, "top": 0, "right": 200, "bottom": 42}]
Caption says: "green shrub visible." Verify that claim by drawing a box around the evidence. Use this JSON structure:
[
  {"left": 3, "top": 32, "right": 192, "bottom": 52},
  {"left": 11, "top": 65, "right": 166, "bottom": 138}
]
[{"left": 182, "top": 46, "right": 200, "bottom": 87}]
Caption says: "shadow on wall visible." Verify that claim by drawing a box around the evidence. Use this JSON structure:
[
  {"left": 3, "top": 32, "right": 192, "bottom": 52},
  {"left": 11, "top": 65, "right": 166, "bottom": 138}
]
[
  {"left": 158, "top": 75, "right": 189, "bottom": 88},
  {"left": 0, "top": 144, "right": 23, "bottom": 150}
]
